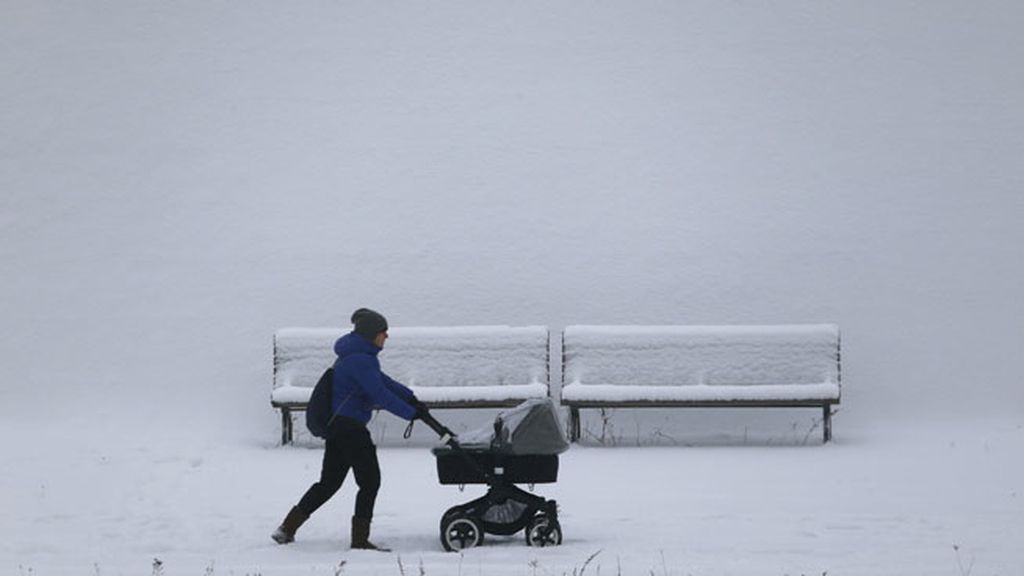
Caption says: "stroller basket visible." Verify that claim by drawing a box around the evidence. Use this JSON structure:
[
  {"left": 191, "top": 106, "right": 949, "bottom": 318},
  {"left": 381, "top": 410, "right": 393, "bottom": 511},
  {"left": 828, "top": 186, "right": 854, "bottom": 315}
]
[{"left": 433, "top": 448, "right": 559, "bottom": 485}]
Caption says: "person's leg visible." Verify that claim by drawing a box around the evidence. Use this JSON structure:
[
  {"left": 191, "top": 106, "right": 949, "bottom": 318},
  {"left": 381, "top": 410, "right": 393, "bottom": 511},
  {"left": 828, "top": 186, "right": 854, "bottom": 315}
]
[
  {"left": 348, "top": 427, "right": 384, "bottom": 549},
  {"left": 350, "top": 429, "right": 381, "bottom": 520},
  {"left": 274, "top": 437, "right": 351, "bottom": 544},
  {"left": 297, "top": 436, "right": 351, "bottom": 515}
]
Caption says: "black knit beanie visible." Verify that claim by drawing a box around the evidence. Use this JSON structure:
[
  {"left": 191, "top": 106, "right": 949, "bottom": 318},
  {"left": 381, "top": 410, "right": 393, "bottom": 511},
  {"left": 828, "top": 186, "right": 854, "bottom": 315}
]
[{"left": 351, "top": 308, "right": 388, "bottom": 339}]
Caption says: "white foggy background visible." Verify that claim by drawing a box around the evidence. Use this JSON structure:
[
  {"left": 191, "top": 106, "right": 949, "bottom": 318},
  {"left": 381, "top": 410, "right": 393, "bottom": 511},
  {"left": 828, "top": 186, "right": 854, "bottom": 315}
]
[{"left": 2, "top": 1, "right": 1022, "bottom": 441}]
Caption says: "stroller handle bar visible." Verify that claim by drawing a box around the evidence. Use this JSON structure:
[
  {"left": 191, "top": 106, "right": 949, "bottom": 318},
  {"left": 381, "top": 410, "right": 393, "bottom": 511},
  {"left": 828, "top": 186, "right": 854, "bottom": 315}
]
[
  {"left": 412, "top": 399, "right": 458, "bottom": 446},
  {"left": 411, "top": 399, "right": 505, "bottom": 486}
]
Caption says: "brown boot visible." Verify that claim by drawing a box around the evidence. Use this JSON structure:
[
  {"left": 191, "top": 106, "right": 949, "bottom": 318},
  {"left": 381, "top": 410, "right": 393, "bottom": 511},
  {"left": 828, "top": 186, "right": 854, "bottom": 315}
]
[
  {"left": 272, "top": 506, "right": 309, "bottom": 544},
  {"left": 350, "top": 516, "right": 389, "bottom": 551}
]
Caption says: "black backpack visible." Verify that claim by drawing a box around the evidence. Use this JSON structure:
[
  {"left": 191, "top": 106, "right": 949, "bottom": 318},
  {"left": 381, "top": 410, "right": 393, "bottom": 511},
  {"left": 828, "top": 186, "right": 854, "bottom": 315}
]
[{"left": 305, "top": 367, "right": 335, "bottom": 439}]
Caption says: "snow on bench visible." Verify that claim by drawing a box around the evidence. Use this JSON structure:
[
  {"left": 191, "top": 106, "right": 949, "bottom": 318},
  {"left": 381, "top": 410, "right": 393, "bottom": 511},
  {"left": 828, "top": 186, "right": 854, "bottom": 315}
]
[
  {"left": 272, "top": 326, "right": 551, "bottom": 444},
  {"left": 560, "top": 324, "right": 842, "bottom": 443}
]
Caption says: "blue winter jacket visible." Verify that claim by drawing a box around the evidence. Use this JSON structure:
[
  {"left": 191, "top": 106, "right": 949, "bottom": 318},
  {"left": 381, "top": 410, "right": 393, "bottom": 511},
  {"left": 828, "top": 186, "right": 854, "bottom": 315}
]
[{"left": 331, "top": 332, "right": 417, "bottom": 424}]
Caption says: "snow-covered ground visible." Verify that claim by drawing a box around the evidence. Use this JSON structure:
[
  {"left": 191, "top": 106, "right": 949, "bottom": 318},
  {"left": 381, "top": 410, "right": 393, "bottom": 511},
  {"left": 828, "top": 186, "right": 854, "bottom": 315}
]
[
  {"left": 3, "top": 1, "right": 1023, "bottom": 574},
  {"left": 3, "top": 410, "right": 1022, "bottom": 576}
]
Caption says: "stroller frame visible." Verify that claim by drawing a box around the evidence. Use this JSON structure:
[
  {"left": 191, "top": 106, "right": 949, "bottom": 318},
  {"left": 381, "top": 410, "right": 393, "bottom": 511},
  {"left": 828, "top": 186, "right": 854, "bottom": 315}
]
[{"left": 419, "top": 407, "right": 563, "bottom": 551}]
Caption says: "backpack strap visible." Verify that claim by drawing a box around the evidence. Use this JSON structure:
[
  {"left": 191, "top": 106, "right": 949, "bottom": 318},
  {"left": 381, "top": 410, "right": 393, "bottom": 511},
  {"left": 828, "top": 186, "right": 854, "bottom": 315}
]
[{"left": 325, "top": 388, "right": 354, "bottom": 432}]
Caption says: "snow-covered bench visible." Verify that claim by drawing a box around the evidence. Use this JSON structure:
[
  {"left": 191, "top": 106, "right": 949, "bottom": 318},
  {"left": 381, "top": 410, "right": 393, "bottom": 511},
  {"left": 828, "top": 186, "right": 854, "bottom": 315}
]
[
  {"left": 560, "top": 324, "right": 842, "bottom": 443},
  {"left": 272, "top": 326, "right": 551, "bottom": 444}
]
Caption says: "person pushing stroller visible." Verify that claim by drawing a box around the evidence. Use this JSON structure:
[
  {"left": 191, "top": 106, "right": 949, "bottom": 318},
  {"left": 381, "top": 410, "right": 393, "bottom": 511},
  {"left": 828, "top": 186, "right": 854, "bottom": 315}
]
[{"left": 272, "top": 308, "right": 422, "bottom": 550}]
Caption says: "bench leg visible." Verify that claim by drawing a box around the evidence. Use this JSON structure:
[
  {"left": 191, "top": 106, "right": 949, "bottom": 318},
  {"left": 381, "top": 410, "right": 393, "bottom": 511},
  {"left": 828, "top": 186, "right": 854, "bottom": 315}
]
[
  {"left": 281, "top": 408, "right": 293, "bottom": 445},
  {"left": 823, "top": 405, "right": 832, "bottom": 444},
  {"left": 569, "top": 407, "right": 581, "bottom": 442}
]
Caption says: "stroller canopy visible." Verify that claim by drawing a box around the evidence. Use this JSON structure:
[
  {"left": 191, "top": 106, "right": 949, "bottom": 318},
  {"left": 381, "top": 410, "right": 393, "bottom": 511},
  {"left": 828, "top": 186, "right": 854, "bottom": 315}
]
[{"left": 453, "top": 398, "right": 570, "bottom": 455}]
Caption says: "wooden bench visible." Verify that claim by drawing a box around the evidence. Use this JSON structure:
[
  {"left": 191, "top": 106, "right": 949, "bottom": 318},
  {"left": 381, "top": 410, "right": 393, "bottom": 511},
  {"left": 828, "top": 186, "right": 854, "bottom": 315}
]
[
  {"left": 272, "top": 326, "right": 551, "bottom": 444},
  {"left": 559, "top": 324, "right": 841, "bottom": 443}
]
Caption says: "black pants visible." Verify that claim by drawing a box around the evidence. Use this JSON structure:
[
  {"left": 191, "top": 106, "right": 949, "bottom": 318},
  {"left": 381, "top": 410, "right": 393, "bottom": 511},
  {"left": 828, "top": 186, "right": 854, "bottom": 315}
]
[{"left": 297, "top": 419, "right": 381, "bottom": 520}]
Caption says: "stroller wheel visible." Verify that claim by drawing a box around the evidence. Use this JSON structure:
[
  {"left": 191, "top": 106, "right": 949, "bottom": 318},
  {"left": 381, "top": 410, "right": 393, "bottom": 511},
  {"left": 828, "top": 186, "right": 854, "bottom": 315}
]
[
  {"left": 525, "top": 515, "right": 563, "bottom": 547},
  {"left": 441, "top": 514, "right": 483, "bottom": 552}
]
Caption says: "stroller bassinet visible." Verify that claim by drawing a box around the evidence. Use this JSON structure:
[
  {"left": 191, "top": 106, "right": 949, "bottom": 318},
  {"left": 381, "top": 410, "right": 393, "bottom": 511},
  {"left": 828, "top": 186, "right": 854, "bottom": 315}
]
[
  {"left": 419, "top": 398, "right": 569, "bottom": 551},
  {"left": 434, "top": 451, "right": 559, "bottom": 485}
]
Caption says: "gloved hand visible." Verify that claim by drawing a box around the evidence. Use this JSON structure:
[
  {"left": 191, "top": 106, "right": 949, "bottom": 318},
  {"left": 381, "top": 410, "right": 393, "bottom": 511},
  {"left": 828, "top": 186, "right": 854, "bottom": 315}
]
[
  {"left": 407, "top": 397, "right": 432, "bottom": 420},
  {"left": 417, "top": 405, "right": 431, "bottom": 421}
]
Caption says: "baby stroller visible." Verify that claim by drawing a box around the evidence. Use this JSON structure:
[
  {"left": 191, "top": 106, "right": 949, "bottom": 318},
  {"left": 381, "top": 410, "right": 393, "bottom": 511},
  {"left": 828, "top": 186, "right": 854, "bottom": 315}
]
[{"left": 416, "top": 398, "right": 569, "bottom": 551}]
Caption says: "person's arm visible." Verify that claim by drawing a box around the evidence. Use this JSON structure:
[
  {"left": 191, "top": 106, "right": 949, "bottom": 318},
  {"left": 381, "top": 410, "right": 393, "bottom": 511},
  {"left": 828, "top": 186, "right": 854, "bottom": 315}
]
[
  {"left": 382, "top": 372, "right": 429, "bottom": 418},
  {"left": 381, "top": 372, "right": 416, "bottom": 403},
  {"left": 349, "top": 356, "right": 417, "bottom": 420}
]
